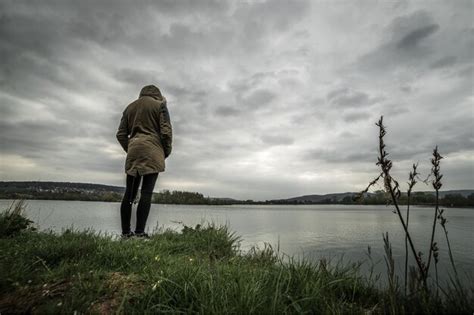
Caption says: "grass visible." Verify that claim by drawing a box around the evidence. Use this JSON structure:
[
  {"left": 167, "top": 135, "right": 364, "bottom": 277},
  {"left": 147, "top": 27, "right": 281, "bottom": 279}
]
[{"left": 1, "top": 202, "right": 473, "bottom": 314}]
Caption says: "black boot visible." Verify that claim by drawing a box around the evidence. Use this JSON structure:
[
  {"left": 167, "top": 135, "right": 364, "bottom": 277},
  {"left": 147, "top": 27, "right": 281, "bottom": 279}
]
[
  {"left": 134, "top": 232, "right": 150, "bottom": 239},
  {"left": 121, "top": 231, "right": 135, "bottom": 239}
]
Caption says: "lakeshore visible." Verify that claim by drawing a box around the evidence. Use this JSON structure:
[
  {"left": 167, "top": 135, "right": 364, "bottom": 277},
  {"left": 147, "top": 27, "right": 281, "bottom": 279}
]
[
  {"left": 1, "top": 199, "right": 473, "bottom": 285},
  {"left": 1, "top": 204, "right": 473, "bottom": 314}
]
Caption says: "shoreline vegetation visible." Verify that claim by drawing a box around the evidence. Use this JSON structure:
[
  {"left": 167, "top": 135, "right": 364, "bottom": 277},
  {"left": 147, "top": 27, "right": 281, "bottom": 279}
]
[
  {"left": 1, "top": 201, "right": 473, "bottom": 314},
  {"left": 1, "top": 181, "right": 473, "bottom": 208}
]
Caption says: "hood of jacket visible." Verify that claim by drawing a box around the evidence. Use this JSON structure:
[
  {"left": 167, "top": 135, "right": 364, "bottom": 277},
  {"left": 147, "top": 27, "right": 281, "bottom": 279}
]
[{"left": 139, "top": 85, "right": 163, "bottom": 100}]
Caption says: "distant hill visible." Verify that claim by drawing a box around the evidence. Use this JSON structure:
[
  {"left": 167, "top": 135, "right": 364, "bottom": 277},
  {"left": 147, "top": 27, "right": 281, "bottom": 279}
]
[
  {"left": 0, "top": 181, "right": 125, "bottom": 202},
  {"left": 0, "top": 181, "right": 234, "bottom": 205},
  {"left": 434, "top": 190, "right": 474, "bottom": 198},
  {"left": 0, "top": 181, "right": 473, "bottom": 206},
  {"left": 277, "top": 190, "right": 474, "bottom": 203},
  {"left": 271, "top": 190, "right": 474, "bottom": 207},
  {"left": 283, "top": 192, "right": 359, "bottom": 203},
  {"left": 0, "top": 181, "right": 125, "bottom": 193}
]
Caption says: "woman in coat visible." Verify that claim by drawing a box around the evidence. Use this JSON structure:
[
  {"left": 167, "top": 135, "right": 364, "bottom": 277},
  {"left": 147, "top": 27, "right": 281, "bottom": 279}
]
[{"left": 116, "top": 84, "right": 173, "bottom": 238}]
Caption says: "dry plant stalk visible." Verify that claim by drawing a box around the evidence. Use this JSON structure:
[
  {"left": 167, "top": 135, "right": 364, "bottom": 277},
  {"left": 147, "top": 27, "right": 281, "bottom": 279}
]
[
  {"left": 365, "top": 116, "right": 427, "bottom": 283},
  {"left": 383, "top": 232, "right": 397, "bottom": 313},
  {"left": 426, "top": 147, "right": 442, "bottom": 273},
  {"left": 359, "top": 116, "right": 461, "bottom": 295},
  {"left": 404, "top": 163, "right": 418, "bottom": 295},
  {"left": 437, "top": 208, "right": 458, "bottom": 277}
]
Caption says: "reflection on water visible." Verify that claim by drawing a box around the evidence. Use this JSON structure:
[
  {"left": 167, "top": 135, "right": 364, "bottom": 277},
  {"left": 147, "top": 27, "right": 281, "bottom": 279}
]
[{"left": 1, "top": 200, "right": 473, "bottom": 284}]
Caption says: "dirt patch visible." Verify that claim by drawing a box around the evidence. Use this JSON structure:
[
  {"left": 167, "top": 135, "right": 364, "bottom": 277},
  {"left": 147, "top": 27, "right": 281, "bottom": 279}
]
[
  {"left": 0, "top": 279, "right": 70, "bottom": 314},
  {"left": 89, "top": 272, "right": 146, "bottom": 314}
]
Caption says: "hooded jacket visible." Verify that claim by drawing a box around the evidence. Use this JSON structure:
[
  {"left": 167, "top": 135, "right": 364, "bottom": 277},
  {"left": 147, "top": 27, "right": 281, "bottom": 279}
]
[{"left": 116, "top": 85, "right": 173, "bottom": 176}]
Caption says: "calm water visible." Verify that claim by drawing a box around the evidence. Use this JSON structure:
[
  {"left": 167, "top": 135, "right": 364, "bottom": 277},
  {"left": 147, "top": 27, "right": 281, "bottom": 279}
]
[{"left": 1, "top": 200, "right": 473, "bottom": 284}]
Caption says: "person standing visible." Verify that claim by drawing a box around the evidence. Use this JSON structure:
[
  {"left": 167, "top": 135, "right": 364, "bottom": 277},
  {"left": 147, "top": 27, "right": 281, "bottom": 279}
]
[{"left": 116, "top": 85, "right": 172, "bottom": 238}]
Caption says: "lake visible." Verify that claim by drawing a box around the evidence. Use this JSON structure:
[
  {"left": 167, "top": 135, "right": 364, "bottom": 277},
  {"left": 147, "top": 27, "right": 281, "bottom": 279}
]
[{"left": 1, "top": 200, "right": 473, "bottom": 285}]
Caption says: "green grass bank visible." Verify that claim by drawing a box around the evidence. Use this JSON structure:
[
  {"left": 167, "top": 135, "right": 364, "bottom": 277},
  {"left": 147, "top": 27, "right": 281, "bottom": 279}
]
[{"left": 0, "top": 203, "right": 473, "bottom": 314}]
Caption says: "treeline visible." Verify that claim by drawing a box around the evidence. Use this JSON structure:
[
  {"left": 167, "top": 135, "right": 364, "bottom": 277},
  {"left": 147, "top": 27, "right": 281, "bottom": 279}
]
[
  {"left": 0, "top": 187, "right": 236, "bottom": 205},
  {"left": 152, "top": 190, "right": 234, "bottom": 205},
  {"left": 0, "top": 191, "right": 123, "bottom": 202},
  {"left": 269, "top": 191, "right": 474, "bottom": 208},
  {"left": 1, "top": 182, "right": 473, "bottom": 207},
  {"left": 1, "top": 190, "right": 473, "bottom": 207},
  {"left": 347, "top": 191, "right": 474, "bottom": 207},
  {"left": 0, "top": 181, "right": 124, "bottom": 202},
  {"left": 0, "top": 181, "right": 124, "bottom": 193},
  {"left": 0, "top": 189, "right": 228, "bottom": 205}
]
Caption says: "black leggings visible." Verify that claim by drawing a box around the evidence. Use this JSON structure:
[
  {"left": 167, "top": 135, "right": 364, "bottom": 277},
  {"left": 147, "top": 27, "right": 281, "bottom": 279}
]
[{"left": 120, "top": 173, "right": 158, "bottom": 234}]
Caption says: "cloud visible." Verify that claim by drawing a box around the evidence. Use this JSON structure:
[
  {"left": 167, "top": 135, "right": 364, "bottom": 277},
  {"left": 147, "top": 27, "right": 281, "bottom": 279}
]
[
  {"left": 242, "top": 89, "right": 277, "bottom": 109},
  {"left": 327, "top": 88, "right": 383, "bottom": 108},
  {"left": 356, "top": 10, "right": 441, "bottom": 74},
  {"left": 0, "top": 1, "right": 472, "bottom": 200},
  {"left": 303, "top": 147, "right": 376, "bottom": 165},
  {"left": 213, "top": 106, "right": 238, "bottom": 117},
  {"left": 260, "top": 135, "right": 294, "bottom": 146},
  {"left": 430, "top": 56, "right": 458, "bottom": 69},
  {"left": 396, "top": 24, "right": 439, "bottom": 50},
  {"left": 343, "top": 111, "right": 371, "bottom": 123}
]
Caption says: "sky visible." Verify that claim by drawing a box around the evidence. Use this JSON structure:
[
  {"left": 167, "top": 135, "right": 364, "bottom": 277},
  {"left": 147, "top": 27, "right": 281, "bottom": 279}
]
[{"left": 0, "top": 0, "right": 473, "bottom": 200}]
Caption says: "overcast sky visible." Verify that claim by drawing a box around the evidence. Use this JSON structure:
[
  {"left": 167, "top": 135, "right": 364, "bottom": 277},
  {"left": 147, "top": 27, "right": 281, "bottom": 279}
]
[{"left": 0, "top": 1, "right": 473, "bottom": 200}]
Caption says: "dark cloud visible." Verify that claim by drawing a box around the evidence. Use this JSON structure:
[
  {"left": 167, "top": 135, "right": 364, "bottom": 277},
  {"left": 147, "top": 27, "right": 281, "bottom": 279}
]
[
  {"left": 381, "top": 104, "right": 410, "bottom": 117},
  {"left": 241, "top": 89, "right": 277, "bottom": 109},
  {"left": 233, "top": 0, "right": 309, "bottom": 32},
  {"left": 114, "top": 68, "right": 209, "bottom": 103},
  {"left": 232, "top": 0, "right": 310, "bottom": 49},
  {"left": 343, "top": 111, "right": 371, "bottom": 123},
  {"left": 0, "top": 114, "right": 119, "bottom": 166},
  {"left": 338, "top": 131, "right": 357, "bottom": 139},
  {"left": 260, "top": 135, "right": 294, "bottom": 146},
  {"left": 228, "top": 72, "right": 278, "bottom": 93},
  {"left": 304, "top": 148, "right": 375, "bottom": 164},
  {"left": 147, "top": 0, "right": 230, "bottom": 15},
  {"left": 327, "top": 88, "right": 383, "bottom": 108},
  {"left": 396, "top": 24, "right": 439, "bottom": 50},
  {"left": 0, "top": 121, "right": 64, "bottom": 158},
  {"left": 159, "top": 22, "right": 235, "bottom": 57},
  {"left": 389, "top": 10, "right": 437, "bottom": 44},
  {"left": 356, "top": 10, "right": 442, "bottom": 73},
  {"left": 457, "top": 65, "right": 473, "bottom": 78},
  {"left": 400, "top": 85, "right": 413, "bottom": 93},
  {"left": 215, "top": 106, "right": 241, "bottom": 117},
  {"left": 431, "top": 119, "right": 474, "bottom": 156},
  {"left": 430, "top": 56, "right": 458, "bottom": 69},
  {"left": 114, "top": 68, "right": 162, "bottom": 88}
]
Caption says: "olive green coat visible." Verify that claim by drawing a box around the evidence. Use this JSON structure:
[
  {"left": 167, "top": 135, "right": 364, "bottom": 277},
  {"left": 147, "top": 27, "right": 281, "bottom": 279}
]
[{"left": 116, "top": 85, "right": 173, "bottom": 176}]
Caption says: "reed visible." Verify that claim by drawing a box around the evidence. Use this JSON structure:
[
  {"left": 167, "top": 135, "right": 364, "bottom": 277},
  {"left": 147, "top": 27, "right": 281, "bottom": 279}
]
[
  {"left": 357, "top": 116, "right": 427, "bottom": 285},
  {"left": 357, "top": 116, "right": 471, "bottom": 305},
  {"left": 426, "top": 147, "right": 442, "bottom": 275},
  {"left": 382, "top": 232, "right": 397, "bottom": 313},
  {"left": 404, "top": 163, "right": 418, "bottom": 295}
]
